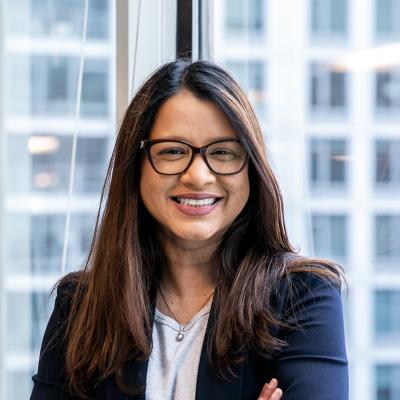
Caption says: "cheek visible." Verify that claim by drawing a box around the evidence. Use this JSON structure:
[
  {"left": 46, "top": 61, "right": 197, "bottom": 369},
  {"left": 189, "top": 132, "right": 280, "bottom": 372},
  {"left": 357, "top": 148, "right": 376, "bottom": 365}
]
[
  {"left": 237, "top": 168, "right": 250, "bottom": 197},
  {"left": 139, "top": 163, "right": 174, "bottom": 215},
  {"left": 139, "top": 164, "right": 159, "bottom": 208},
  {"left": 225, "top": 172, "right": 250, "bottom": 209},
  {"left": 241, "top": 174, "right": 250, "bottom": 200}
]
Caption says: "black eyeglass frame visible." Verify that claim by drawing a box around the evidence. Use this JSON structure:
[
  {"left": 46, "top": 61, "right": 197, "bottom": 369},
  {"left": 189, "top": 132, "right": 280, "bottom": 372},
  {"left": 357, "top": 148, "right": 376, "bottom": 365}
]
[{"left": 140, "top": 138, "right": 249, "bottom": 176}]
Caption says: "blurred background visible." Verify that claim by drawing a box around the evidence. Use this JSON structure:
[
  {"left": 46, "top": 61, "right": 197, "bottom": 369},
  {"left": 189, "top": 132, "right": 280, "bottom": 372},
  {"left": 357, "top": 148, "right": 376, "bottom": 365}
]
[{"left": 0, "top": 0, "right": 399, "bottom": 398}]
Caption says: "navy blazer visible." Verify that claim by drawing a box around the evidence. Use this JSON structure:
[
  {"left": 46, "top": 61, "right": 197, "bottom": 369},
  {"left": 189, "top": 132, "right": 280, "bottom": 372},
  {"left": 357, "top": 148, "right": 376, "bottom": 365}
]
[{"left": 30, "top": 272, "right": 349, "bottom": 399}]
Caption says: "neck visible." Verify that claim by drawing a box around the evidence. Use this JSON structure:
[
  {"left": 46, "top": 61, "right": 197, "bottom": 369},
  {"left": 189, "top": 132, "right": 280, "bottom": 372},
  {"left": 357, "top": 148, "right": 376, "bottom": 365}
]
[{"left": 157, "top": 230, "right": 219, "bottom": 301}]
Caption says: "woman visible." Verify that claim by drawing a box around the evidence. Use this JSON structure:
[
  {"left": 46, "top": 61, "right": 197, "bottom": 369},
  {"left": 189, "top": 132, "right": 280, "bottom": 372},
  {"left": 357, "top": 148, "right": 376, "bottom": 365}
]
[{"left": 30, "top": 59, "right": 349, "bottom": 399}]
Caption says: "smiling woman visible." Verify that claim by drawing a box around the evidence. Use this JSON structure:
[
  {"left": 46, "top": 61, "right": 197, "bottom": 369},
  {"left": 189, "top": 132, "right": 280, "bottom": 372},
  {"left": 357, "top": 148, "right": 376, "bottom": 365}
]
[{"left": 30, "top": 59, "right": 349, "bottom": 400}]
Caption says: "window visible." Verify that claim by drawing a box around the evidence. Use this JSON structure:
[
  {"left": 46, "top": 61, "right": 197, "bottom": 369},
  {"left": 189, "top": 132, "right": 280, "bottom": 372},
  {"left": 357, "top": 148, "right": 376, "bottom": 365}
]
[
  {"left": 7, "top": 135, "right": 109, "bottom": 194},
  {"left": 375, "top": 290, "right": 400, "bottom": 342},
  {"left": 6, "top": 291, "right": 54, "bottom": 354},
  {"left": 225, "top": 60, "right": 265, "bottom": 120},
  {"left": 6, "top": 291, "right": 53, "bottom": 398},
  {"left": 47, "top": 61, "right": 68, "bottom": 101},
  {"left": 7, "top": 370, "right": 35, "bottom": 400},
  {"left": 376, "top": 0, "right": 400, "bottom": 39},
  {"left": 7, "top": 0, "right": 109, "bottom": 39},
  {"left": 376, "top": 364, "right": 400, "bottom": 399},
  {"left": 376, "top": 69, "right": 400, "bottom": 116},
  {"left": 225, "top": 0, "right": 264, "bottom": 37},
  {"left": 32, "top": 56, "right": 78, "bottom": 115},
  {"left": 29, "top": 214, "right": 95, "bottom": 273},
  {"left": 7, "top": 56, "right": 109, "bottom": 117},
  {"left": 375, "top": 140, "right": 400, "bottom": 187},
  {"left": 311, "top": 0, "right": 348, "bottom": 38},
  {"left": 29, "top": 135, "right": 72, "bottom": 194},
  {"left": 87, "top": 0, "right": 109, "bottom": 39},
  {"left": 74, "top": 137, "right": 110, "bottom": 192},
  {"left": 81, "top": 60, "right": 109, "bottom": 116},
  {"left": 66, "top": 214, "right": 97, "bottom": 267},
  {"left": 310, "top": 138, "right": 348, "bottom": 189},
  {"left": 311, "top": 214, "right": 348, "bottom": 261},
  {"left": 5, "top": 213, "right": 96, "bottom": 275},
  {"left": 4, "top": 214, "right": 31, "bottom": 274},
  {"left": 310, "top": 63, "right": 348, "bottom": 115},
  {"left": 30, "top": 215, "right": 65, "bottom": 273},
  {"left": 375, "top": 215, "right": 400, "bottom": 266}
]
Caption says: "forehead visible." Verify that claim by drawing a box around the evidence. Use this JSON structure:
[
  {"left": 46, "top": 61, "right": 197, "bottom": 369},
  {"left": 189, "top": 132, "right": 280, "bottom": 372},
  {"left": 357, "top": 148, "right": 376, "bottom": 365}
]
[{"left": 149, "top": 89, "right": 238, "bottom": 145}]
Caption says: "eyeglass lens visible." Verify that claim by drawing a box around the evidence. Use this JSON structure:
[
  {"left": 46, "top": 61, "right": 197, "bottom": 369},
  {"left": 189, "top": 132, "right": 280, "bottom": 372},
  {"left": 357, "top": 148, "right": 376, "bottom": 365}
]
[{"left": 149, "top": 141, "right": 247, "bottom": 174}]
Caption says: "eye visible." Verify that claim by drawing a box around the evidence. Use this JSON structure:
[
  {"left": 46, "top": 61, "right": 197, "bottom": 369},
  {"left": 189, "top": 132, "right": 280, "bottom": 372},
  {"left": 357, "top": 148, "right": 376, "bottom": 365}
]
[
  {"left": 159, "top": 148, "right": 187, "bottom": 155},
  {"left": 211, "top": 149, "right": 234, "bottom": 155},
  {"left": 154, "top": 147, "right": 190, "bottom": 161},
  {"left": 209, "top": 148, "right": 237, "bottom": 159}
]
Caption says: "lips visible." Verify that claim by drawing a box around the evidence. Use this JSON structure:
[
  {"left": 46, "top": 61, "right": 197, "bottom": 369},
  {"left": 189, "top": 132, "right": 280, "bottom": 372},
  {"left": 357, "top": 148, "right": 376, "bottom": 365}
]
[
  {"left": 169, "top": 193, "right": 224, "bottom": 216},
  {"left": 170, "top": 193, "right": 224, "bottom": 200},
  {"left": 171, "top": 196, "right": 223, "bottom": 216},
  {"left": 171, "top": 196, "right": 222, "bottom": 203}
]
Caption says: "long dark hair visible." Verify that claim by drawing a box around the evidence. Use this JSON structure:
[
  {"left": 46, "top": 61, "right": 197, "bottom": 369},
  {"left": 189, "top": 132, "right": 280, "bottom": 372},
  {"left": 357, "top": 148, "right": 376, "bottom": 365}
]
[{"left": 53, "top": 59, "right": 346, "bottom": 398}]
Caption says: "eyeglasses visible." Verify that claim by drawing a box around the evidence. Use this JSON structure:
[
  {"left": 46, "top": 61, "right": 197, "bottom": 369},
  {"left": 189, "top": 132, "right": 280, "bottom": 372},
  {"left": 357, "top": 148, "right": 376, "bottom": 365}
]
[{"left": 140, "top": 138, "right": 249, "bottom": 175}]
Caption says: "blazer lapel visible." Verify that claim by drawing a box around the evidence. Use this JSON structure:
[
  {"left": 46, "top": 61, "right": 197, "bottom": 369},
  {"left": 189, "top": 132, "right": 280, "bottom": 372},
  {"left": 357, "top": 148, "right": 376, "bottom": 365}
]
[
  {"left": 118, "top": 297, "right": 157, "bottom": 400},
  {"left": 96, "top": 354, "right": 150, "bottom": 400},
  {"left": 121, "top": 293, "right": 245, "bottom": 400},
  {"left": 195, "top": 297, "right": 244, "bottom": 400},
  {"left": 123, "top": 358, "right": 150, "bottom": 400}
]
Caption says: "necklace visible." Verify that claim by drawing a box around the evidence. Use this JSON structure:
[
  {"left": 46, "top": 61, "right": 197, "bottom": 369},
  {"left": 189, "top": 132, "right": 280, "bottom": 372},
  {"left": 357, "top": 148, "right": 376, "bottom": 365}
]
[{"left": 157, "top": 282, "right": 214, "bottom": 342}]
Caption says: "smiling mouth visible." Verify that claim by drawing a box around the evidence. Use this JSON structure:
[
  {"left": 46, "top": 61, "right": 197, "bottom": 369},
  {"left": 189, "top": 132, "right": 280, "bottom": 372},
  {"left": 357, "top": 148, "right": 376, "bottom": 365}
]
[{"left": 171, "top": 197, "right": 223, "bottom": 206}]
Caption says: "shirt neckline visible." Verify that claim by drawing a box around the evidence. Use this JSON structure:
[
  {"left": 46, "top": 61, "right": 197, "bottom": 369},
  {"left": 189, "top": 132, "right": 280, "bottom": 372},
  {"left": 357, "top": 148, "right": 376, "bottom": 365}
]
[{"left": 154, "top": 299, "right": 212, "bottom": 332}]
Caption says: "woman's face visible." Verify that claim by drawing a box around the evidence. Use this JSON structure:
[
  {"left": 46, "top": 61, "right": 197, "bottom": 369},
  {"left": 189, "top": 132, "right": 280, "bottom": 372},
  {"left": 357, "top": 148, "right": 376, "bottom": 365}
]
[{"left": 139, "top": 89, "right": 250, "bottom": 245}]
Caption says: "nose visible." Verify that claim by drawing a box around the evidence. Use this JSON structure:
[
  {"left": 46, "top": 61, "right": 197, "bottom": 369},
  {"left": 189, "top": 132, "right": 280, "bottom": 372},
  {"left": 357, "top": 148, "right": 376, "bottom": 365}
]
[{"left": 179, "top": 152, "right": 216, "bottom": 185}]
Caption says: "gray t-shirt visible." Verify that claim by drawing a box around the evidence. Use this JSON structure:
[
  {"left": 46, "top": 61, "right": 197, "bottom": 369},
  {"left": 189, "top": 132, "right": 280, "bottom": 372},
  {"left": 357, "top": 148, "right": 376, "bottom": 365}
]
[{"left": 145, "top": 301, "right": 212, "bottom": 400}]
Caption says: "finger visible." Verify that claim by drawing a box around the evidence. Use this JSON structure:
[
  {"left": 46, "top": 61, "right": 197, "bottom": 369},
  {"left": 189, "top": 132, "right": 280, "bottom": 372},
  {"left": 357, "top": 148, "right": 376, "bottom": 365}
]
[
  {"left": 271, "top": 388, "right": 283, "bottom": 400},
  {"left": 259, "top": 378, "right": 278, "bottom": 398}
]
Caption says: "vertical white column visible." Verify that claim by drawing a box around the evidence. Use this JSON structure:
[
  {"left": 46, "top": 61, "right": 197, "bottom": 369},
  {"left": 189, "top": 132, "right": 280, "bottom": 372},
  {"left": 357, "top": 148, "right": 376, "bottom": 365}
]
[
  {"left": 0, "top": 0, "right": 5, "bottom": 396},
  {"left": 116, "top": 0, "right": 177, "bottom": 130},
  {"left": 268, "top": 0, "right": 308, "bottom": 252},
  {"left": 350, "top": 0, "right": 375, "bottom": 398}
]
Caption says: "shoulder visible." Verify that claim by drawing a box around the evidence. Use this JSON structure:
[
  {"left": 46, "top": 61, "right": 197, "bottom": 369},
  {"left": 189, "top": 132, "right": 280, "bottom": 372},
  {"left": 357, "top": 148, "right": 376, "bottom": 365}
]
[
  {"left": 280, "top": 269, "right": 345, "bottom": 329},
  {"left": 43, "top": 271, "right": 86, "bottom": 330},
  {"left": 55, "top": 271, "right": 88, "bottom": 312},
  {"left": 272, "top": 268, "right": 342, "bottom": 313},
  {"left": 288, "top": 270, "right": 342, "bottom": 295},
  {"left": 269, "top": 253, "right": 345, "bottom": 311},
  {"left": 267, "top": 271, "right": 349, "bottom": 397},
  {"left": 270, "top": 269, "right": 348, "bottom": 368},
  {"left": 287, "top": 270, "right": 343, "bottom": 299},
  {"left": 45, "top": 270, "right": 87, "bottom": 337},
  {"left": 57, "top": 270, "right": 88, "bottom": 295}
]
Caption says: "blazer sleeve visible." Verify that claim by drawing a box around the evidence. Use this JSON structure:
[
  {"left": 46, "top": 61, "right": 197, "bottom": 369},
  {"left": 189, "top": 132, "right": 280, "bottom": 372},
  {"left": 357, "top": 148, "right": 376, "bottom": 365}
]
[
  {"left": 30, "top": 281, "right": 78, "bottom": 400},
  {"left": 272, "top": 272, "right": 349, "bottom": 400}
]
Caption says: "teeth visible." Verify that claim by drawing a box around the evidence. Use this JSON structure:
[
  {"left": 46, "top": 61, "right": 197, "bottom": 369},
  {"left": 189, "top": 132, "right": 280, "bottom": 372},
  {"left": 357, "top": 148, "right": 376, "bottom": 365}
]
[{"left": 176, "top": 197, "right": 218, "bottom": 207}]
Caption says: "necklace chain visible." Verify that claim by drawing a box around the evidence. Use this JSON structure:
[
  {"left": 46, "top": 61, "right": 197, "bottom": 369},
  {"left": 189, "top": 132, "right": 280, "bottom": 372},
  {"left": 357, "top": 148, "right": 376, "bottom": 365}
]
[{"left": 157, "top": 282, "right": 214, "bottom": 341}]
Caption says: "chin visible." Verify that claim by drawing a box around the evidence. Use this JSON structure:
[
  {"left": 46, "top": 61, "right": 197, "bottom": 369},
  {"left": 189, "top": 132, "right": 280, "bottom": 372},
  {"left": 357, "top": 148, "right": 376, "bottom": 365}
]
[
  {"left": 172, "top": 226, "right": 219, "bottom": 242},
  {"left": 180, "top": 233, "right": 216, "bottom": 242}
]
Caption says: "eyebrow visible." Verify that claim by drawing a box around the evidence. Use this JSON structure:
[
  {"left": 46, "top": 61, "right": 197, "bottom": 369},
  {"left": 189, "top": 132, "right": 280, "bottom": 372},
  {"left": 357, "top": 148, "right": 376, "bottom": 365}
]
[{"left": 152, "top": 135, "right": 237, "bottom": 143}]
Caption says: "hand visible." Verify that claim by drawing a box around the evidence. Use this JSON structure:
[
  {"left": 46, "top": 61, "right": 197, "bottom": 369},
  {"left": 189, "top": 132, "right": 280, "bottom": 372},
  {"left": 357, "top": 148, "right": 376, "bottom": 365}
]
[{"left": 257, "top": 378, "right": 283, "bottom": 400}]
